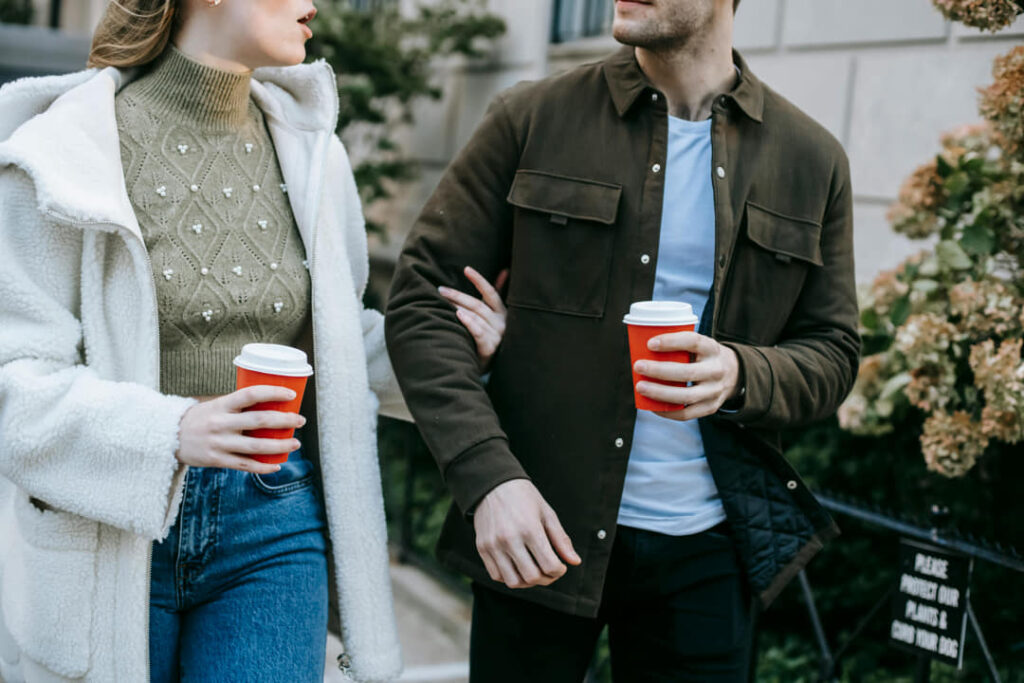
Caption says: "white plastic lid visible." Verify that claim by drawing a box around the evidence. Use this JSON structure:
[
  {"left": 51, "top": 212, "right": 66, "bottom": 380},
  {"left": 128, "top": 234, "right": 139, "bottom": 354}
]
[
  {"left": 233, "top": 343, "right": 313, "bottom": 377},
  {"left": 622, "top": 301, "right": 699, "bottom": 326}
]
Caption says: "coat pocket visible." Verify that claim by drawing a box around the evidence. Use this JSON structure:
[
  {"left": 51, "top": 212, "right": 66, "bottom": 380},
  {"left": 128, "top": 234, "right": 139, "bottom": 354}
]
[
  {"left": 1, "top": 492, "right": 99, "bottom": 679},
  {"left": 717, "top": 202, "right": 823, "bottom": 343},
  {"left": 506, "top": 170, "right": 622, "bottom": 318}
]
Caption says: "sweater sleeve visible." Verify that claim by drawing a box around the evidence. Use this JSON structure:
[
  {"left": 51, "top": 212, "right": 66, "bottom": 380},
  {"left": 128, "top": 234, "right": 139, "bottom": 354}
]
[{"left": 0, "top": 167, "right": 195, "bottom": 540}]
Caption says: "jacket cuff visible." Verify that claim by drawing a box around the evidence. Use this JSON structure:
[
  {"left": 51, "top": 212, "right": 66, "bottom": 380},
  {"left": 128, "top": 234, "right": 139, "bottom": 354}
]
[
  {"left": 443, "top": 437, "right": 530, "bottom": 516},
  {"left": 718, "top": 342, "right": 773, "bottom": 424}
]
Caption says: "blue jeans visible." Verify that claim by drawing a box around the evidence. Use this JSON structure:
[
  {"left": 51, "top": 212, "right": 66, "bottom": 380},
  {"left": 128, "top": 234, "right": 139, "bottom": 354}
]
[{"left": 149, "top": 437, "right": 329, "bottom": 683}]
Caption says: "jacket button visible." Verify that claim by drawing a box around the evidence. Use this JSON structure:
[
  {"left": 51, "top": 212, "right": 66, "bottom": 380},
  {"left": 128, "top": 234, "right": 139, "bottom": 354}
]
[
  {"left": 614, "top": 437, "right": 624, "bottom": 448},
  {"left": 651, "top": 92, "right": 659, "bottom": 102},
  {"left": 718, "top": 255, "right": 726, "bottom": 268},
  {"left": 787, "top": 480, "right": 798, "bottom": 491},
  {"left": 716, "top": 166, "right": 726, "bottom": 179},
  {"left": 597, "top": 529, "right": 607, "bottom": 540},
  {"left": 640, "top": 254, "right": 651, "bottom": 265},
  {"left": 652, "top": 163, "right": 662, "bottom": 173}
]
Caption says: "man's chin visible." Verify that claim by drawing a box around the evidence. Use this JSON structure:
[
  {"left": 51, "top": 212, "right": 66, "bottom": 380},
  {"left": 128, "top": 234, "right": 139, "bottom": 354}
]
[
  {"left": 612, "top": 23, "right": 644, "bottom": 47},
  {"left": 613, "top": 27, "right": 658, "bottom": 49}
]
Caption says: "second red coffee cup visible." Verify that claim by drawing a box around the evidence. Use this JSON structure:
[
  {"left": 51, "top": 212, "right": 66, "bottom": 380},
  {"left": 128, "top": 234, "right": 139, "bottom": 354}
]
[
  {"left": 233, "top": 343, "right": 314, "bottom": 464},
  {"left": 624, "top": 301, "right": 699, "bottom": 412}
]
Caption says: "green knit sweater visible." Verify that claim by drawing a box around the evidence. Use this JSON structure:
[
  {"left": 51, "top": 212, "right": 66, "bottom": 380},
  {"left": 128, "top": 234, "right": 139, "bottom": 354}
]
[{"left": 116, "top": 46, "right": 311, "bottom": 397}]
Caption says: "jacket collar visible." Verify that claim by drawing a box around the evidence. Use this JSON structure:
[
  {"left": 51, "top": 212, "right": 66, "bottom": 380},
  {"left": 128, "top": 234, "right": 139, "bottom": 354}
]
[
  {"left": 602, "top": 45, "right": 764, "bottom": 123},
  {"left": 0, "top": 58, "right": 338, "bottom": 233}
]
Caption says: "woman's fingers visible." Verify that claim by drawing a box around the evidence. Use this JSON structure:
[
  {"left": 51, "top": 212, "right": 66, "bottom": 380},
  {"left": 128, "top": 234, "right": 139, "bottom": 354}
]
[
  {"left": 494, "top": 268, "right": 509, "bottom": 295},
  {"left": 227, "top": 410, "right": 306, "bottom": 433},
  {"left": 223, "top": 435, "right": 301, "bottom": 456},
  {"left": 440, "top": 286, "right": 501, "bottom": 326},
  {"left": 464, "top": 265, "right": 506, "bottom": 314},
  {"left": 208, "top": 453, "right": 282, "bottom": 475},
  {"left": 222, "top": 385, "right": 297, "bottom": 411},
  {"left": 456, "top": 308, "right": 498, "bottom": 355}
]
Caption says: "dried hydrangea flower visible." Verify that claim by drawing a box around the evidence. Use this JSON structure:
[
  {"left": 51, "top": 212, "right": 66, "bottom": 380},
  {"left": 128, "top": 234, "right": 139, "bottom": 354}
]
[
  {"left": 888, "top": 161, "right": 946, "bottom": 238},
  {"left": 920, "top": 410, "right": 989, "bottom": 477},
  {"left": 933, "top": 0, "right": 1023, "bottom": 32},
  {"left": 979, "top": 46, "right": 1024, "bottom": 157}
]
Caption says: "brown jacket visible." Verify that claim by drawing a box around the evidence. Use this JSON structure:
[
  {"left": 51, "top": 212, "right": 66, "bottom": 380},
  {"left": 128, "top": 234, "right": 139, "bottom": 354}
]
[{"left": 385, "top": 47, "right": 859, "bottom": 617}]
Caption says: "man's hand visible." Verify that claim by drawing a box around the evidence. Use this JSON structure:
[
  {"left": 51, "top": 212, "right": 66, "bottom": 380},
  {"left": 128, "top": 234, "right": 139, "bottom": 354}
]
[
  {"left": 473, "top": 479, "right": 581, "bottom": 589},
  {"left": 634, "top": 331, "right": 741, "bottom": 421}
]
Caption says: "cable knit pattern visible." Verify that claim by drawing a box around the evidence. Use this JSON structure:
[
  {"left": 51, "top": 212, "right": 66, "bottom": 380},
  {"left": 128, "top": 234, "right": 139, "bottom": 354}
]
[{"left": 115, "top": 47, "right": 311, "bottom": 396}]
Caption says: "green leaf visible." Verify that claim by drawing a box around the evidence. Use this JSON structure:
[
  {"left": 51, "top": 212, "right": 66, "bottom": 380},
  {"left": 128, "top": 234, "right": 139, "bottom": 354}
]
[
  {"left": 936, "top": 154, "right": 955, "bottom": 178},
  {"left": 963, "top": 385, "right": 980, "bottom": 409},
  {"left": 962, "top": 157, "right": 985, "bottom": 175},
  {"left": 890, "top": 296, "right": 912, "bottom": 327},
  {"left": 861, "top": 308, "right": 880, "bottom": 331},
  {"left": 875, "top": 398, "right": 894, "bottom": 418},
  {"left": 936, "top": 240, "right": 973, "bottom": 271},
  {"left": 960, "top": 222, "right": 996, "bottom": 256},
  {"left": 945, "top": 171, "right": 971, "bottom": 200},
  {"left": 912, "top": 279, "right": 940, "bottom": 294},
  {"left": 918, "top": 256, "right": 940, "bottom": 277},
  {"left": 880, "top": 371, "right": 912, "bottom": 400}
]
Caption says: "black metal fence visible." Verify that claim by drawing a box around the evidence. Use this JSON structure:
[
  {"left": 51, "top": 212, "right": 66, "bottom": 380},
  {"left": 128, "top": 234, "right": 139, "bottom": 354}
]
[
  {"left": 383, "top": 422, "right": 1023, "bottom": 681},
  {"left": 795, "top": 493, "right": 1023, "bottom": 683}
]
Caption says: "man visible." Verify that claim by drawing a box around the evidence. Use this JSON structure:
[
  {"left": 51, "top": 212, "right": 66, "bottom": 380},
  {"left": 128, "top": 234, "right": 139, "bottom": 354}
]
[{"left": 385, "top": 0, "right": 859, "bottom": 679}]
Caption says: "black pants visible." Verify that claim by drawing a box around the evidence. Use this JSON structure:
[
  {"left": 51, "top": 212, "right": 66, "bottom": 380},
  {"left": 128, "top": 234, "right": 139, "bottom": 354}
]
[{"left": 469, "top": 524, "right": 755, "bottom": 682}]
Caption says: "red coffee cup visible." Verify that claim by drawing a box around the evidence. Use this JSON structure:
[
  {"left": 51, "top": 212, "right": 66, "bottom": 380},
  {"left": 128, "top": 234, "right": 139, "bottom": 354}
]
[
  {"left": 623, "top": 301, "right": 699, "bottom": 412},
  {"left": 233, "top": 343, "right": 314, "bottom": 464}
]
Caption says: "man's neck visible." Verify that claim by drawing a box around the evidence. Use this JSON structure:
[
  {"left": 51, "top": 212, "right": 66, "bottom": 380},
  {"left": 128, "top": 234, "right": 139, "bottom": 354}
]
[{"left": 635, "top": 26, "right": 736, "bottom": 121}]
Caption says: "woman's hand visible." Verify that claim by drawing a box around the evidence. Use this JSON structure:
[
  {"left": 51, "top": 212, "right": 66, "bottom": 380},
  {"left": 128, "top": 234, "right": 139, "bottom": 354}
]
[
  {"left": 176, "top": 386, "right": 306, "bottom": 474},
  {"left": 439, "top": 266, "right": 509, "bottom": 371}
]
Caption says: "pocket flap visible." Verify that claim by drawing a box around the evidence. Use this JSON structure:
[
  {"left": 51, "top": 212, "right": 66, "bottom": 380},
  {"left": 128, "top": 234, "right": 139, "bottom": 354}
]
[
  {"left": 507, "top": 170, "right": 622, "bottom": 225},
  {"left": 745, "top": 202, "right": 824, "bottom": 266},
  {"left": 2, "top": 493, "right": 99, "bottom": 678}
]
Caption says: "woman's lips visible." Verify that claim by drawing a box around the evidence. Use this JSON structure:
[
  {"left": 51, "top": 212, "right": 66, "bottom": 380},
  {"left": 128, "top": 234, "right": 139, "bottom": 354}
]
[{"left": 298, "top": 8, "right": 316, "bottom": 38}]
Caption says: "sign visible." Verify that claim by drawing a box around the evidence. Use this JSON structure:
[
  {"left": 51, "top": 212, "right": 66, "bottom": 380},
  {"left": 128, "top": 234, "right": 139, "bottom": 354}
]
[{"left": 889, "top": 539, "right": 973, "bottom": 668}]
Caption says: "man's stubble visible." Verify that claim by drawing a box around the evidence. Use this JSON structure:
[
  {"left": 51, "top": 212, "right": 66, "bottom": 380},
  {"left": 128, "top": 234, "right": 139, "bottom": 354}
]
[{"left": 611, "top": 0, "right": 717, "bottom": 52}]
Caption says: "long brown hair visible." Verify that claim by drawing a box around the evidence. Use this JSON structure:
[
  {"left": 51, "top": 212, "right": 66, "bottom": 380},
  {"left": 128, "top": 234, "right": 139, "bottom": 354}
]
[{"left": 87, "top": 0, "right": 181, "bottom": 69}]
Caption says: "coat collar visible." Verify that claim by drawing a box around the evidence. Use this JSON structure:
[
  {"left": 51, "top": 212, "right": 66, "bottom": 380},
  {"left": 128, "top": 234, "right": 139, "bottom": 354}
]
[
  {"left": 602, "top": 45, "right": 764, "bottom": 123},
  {"left": 0, "top": 57, "right": 338, "bottom": 233}
]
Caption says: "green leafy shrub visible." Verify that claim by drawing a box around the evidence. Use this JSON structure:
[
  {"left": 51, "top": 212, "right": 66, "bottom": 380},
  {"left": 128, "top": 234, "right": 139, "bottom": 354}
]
[{"left": 306, "top": 0, "right": 505, "bottom": 235}]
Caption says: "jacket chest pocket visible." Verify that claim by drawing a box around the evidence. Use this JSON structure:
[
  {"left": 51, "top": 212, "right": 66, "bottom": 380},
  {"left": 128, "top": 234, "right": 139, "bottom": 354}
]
[
  {"left": 717, "top": 202, "right": 823, "bottom": 344},
  {"left": 1, "top": 492, "right": 99, "bottom": 679},
  {"left": 505, "top": 170, "right": 622, "bottom": 318}
]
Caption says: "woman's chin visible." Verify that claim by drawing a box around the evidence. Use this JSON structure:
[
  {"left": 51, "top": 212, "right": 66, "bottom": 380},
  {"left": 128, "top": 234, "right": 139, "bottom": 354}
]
[{"left": 258, "top": 47, "right": 307, "bottom": 68}]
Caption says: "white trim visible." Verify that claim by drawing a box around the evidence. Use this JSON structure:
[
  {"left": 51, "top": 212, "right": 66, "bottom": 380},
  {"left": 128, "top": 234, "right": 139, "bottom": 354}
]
[{"left": 398, "top": 662, "right": 470, "bottom": 682}]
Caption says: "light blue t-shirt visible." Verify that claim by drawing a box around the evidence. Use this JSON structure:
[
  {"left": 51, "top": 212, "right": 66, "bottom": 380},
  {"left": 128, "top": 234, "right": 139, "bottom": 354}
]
[{"left": 616, "top": 115, "right": 727, "bottom": 536}]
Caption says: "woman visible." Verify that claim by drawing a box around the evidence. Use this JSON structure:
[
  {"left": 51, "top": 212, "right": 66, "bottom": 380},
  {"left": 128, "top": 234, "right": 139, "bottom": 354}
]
[{"left": 0, "top": 1, "right": 507, "bottom": 681}]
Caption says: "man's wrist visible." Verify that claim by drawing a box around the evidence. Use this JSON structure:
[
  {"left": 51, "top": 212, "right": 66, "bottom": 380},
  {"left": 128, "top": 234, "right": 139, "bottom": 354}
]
[{"left": 719, "top": 344, "right": 746, "bottom": 412}]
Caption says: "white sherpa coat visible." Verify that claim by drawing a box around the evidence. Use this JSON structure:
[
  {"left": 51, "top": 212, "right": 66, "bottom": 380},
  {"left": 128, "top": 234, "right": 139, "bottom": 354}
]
[{"left": 0, "top": 60, "right": 405, "bottom": 682}]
